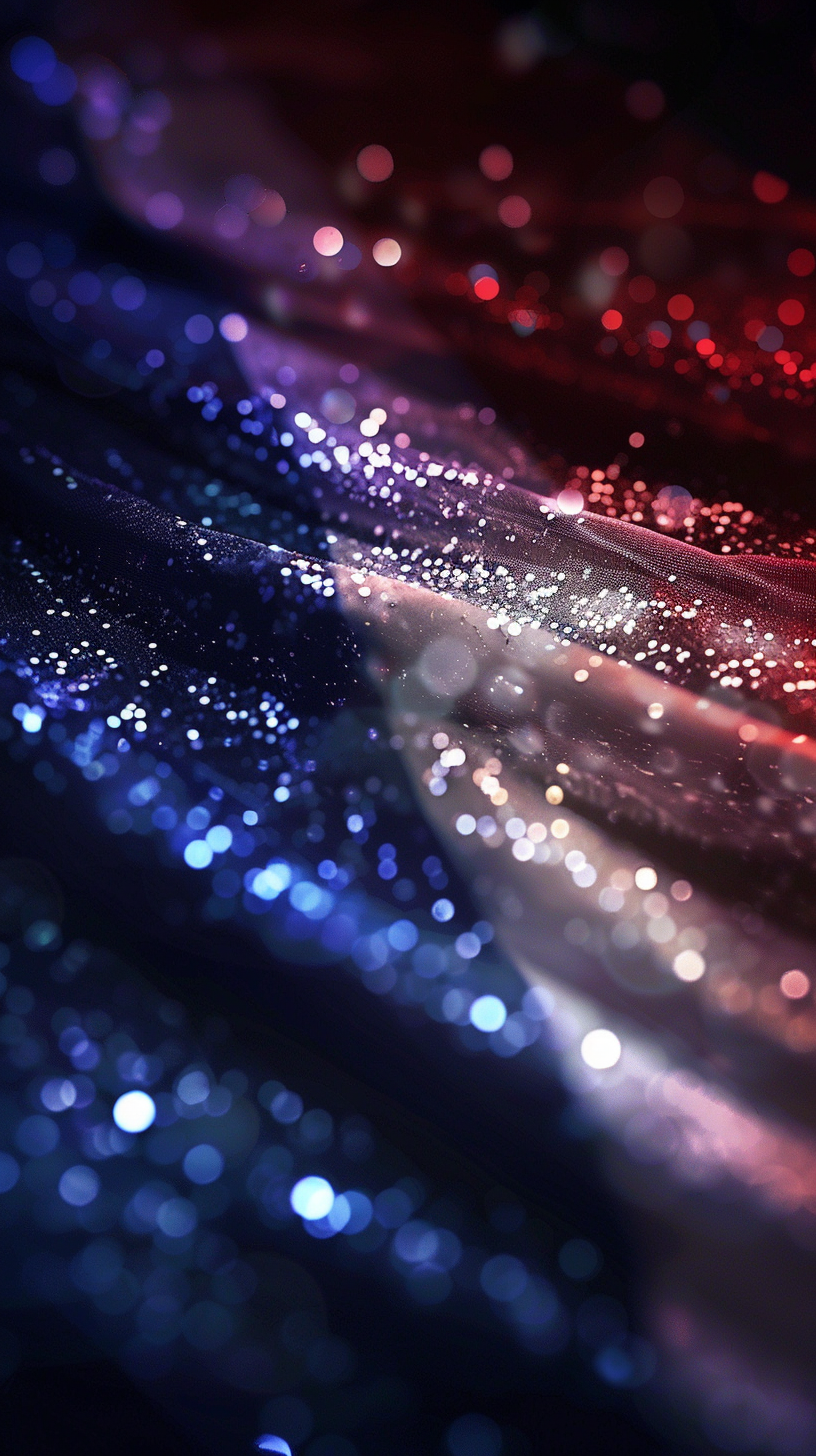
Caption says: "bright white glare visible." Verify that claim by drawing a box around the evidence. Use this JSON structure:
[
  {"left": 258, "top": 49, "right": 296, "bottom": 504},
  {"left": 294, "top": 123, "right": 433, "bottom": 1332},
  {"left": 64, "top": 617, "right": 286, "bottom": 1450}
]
[
  {"left": 113, "top": 1090, "right": 156, "bottom": 1133},
  {"left": 290, "top": 1175, "right": 335, "bottom": 1221},
  {"left": 580, "top": 1028, "right": 621, "bottom": 1070},
  {"left": 673, "top": 949, "right": 706, "bottom": 982},
  {"left": 372, "top": 237, "right": 401, "bottom": 266},
  {"left": 470, "top": 994, "right": 507, "bottom": 1032}
]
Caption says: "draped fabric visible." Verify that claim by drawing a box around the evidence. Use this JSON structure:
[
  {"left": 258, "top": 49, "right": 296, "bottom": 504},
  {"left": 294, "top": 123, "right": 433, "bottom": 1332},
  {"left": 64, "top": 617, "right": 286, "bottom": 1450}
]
[{"left": 3, "top": 6, "right": 816, "bottom": 1454}]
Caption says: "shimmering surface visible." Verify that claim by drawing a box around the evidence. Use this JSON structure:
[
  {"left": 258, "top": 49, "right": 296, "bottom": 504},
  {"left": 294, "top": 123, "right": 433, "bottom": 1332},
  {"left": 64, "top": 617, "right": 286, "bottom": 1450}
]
[{"left": 3, "top": 6, "right": 816, "bottom": 1455}]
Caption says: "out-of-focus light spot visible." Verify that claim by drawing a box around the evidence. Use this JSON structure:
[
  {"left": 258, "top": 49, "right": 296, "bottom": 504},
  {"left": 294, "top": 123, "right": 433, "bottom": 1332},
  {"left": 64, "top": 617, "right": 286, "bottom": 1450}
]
[
  {"left": 498, "top": 194, "right": 531, "bottom": 228},
  {"left": 468, "top": 262, "right": 497, "bottom": 286},
  {"left": 643, "top": 176, "right": 684, "bottom": 219},
  {"left": 788, "top": 247, "right": 815, "bottom": 277},
  {"left": 184, "top": 313, "right": 214, "bottom": 343},
  {"left": 11, "top": 36, "right": 56, "bottom": 83},
  {"left": 59, "top": 1165, "right": 100, "bottom": 1207},
  {"left": 184, "top": 839, "right": 213, "bottom": 869},
  {"left": 24, "top": 919, "right": 58, "bottom": 949},
  {"left": 580, "top": 1028, "right": 621, "bottom": 1070},
  {"left": 321, "top": 388, "right": 356, "bottom": 423},
  {"left": 206, "top": 824, "right": 233, "bottom": 853},
  {"left": 7, "top": 243, "right": 42, "bottom": 279},
  {"left": 559, "top": 1238, "right": 602, "bottom": 1279},
  {"left": 628, "top": 431, "right": 645, "bottom": 448},
  {"left": 41, "top": 1078, "right": 76, "bottom": 1112},
  {"left": 479, "top": 144, "right": 513, "bottom": 181},
  {"left": 432, "top": 898, "right": 455, "bottom": 923},
  {"left": 446, "top": 1413, "right": 503, "bottom": 1456},
  {"left": 780, "top": 969, "right": 810, "bottom": 999},
  {"left": 111, "top": 276, "right": 146, "bottom": 311},
  {"left": 496, "top": 13, "right": 553, "bottom": 72},
  {"left": 145, "top": 191, "right": 184, "bottom": 229},
  {"left": 183, "top": 1143, "right": 224, "bottom": 1184},
  {"left": 387, "top": 919, "right": 418, "bottom": 951},
  {"left": 374, "top": 1186, "right": 412, "bottom": 1227},
  {"left": 599, "top": 246, "right": 628, "bottom": 277},
  {"left": 224, "top": 173, "right": 265, "bottom": 210},
  {"left": 673, "top": 950, "right": 706, "bottom": 982},
  {"left": 629, "top": 274, "right": 656, "bottom": 302},
  {"left": 177, "top": 1070, "right": 210, "bottom": 1105},
  {"left": 269, "top": 1089, "right": 302, "bottom": 1124},
  {"left": 357, "top": 144, "right": 393, "bottom": 182},
  {"left": 39, "top": 147, "right": 76, "bottom": 185},
  {"left": 0, "top": 1153, "right": 20, "bottom": 1194},
  {"left": 778, "top": 298, "right": 805, "bottom": 326},
  {"left": 372, "top": 237, "right": 401, "bottom": 266},
  {"left": 326, "top": 1194, "right": 352, "bottom": 1232},
  {"left": 289, "top": 881, "right": 332, "bottom": 920},
  {"left": 256, "top": 1438, "right": 292, "bottom": 1455},
  {"left": 175, "top": 1083, "right": 209, "bottom": 1112},
  {"left": 219, "top": 312, "right": 248, "bottom": 342},
  {"left": 601, "top": 308, "right": 623, "bottom": 331},
  {"left": 113, "top": 1090, "right": 156, "bottom": 1132},
  {"left": 625, "top": 79, "right": 665, "bottom": 121},
  {"left": 156, "top": 1196, "right": 197, "bottom": 1237},
  {"left": 291, "top": 1175, "right": 335, "bottom": 1220},
  {"left": 556, "top": 488, "right": 583, "bottom": 514},
  {"left": 313, "top": 226, "right": 343, "bottom": 257},
  {"left": 757, "top": 324, "right": 783, "bottom": 352},
  {"left": 344, "top": 1191, "right": 374, "bottom": 1232},
  {"left": 753, "top": 170, "right": 788, "bottom": 204},
  {"left": 32, "top": 62, "right": 75, "bottom": 106},
  {"left": 252, "top": 191, "right": 286, "bottom": 227},
  {"left": 667, "top": 293, "right": 693, "bottom": 320},
  {"left": 481, "top": 1253, "right": 527, "bottom": 1301},
  {"left": 470, "top": 995, "right": 507, "bottom": 1032},
  {"left": 634, "top": 866, "right": 657, "bottom": 890},
  {"left": 647, "top": 321, "right": 671, "bottom": 347},
  {"left": 456, "top": 932, "right": 481, "bottom": 959},
  {"left": 474, "top": 275, "right": 499, "bottom": 300},
  {"left": 16, "top": 1115, "right": 59, "bottom": 1156},
  {"left": 215, "top": 204, "right": 247, "bottom": 239},
  {"left": 68, "top": 271, "right": 102, "bottom": 305}
]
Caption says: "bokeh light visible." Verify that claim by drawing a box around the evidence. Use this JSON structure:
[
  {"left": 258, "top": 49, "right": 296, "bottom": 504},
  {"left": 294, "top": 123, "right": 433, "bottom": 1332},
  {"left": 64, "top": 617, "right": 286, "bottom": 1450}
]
[
  {"left": 580, "top": 1030, "right": 621, "bottom": 1070},
  {"left": 113, "top": 1090, "right": 156, "bottom": 1132},
  {"left": 313, "top": 227, "right": 344, "bottom": 257},
  {"left": 357, "top": 145, "right": 394, "bottom": 182},
  {"left": 479, "top": 144, "right": 513, "bottom": 181},
  {"left": 372, "top": 238, "right": 402, "bottom": 266},
  {"left": 498, "top": 195, "right": 531, "bottom": 228}
]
